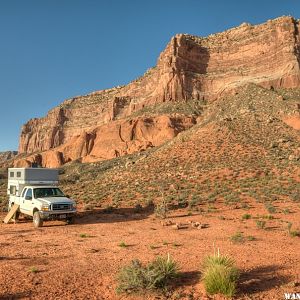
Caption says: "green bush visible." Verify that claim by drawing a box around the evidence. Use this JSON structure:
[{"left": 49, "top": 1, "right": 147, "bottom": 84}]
[
  {"left": 230, "top": 232, "right": 245, "bottom": 244},
  {"left": 201, "top": 251, "right": 239, "bottom": 298},
  {"left": 116, "top": 255, "right": 179, "bottom": 294},
  {"left": 256, "top": 220, "right": 266, "bottom": 229},
  {"left": 242, "top": 213, "right": 251, "bottom": 220}
]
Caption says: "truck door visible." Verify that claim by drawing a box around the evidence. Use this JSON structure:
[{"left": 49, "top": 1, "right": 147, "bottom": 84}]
[
  {"left": 23, "top": 188, "right": 34, "bottom": 216},
  {"left": 19, "top": 188, "right": 27, "bottom": 214}
]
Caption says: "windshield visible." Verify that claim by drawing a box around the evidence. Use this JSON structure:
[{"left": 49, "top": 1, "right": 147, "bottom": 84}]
[{"left": 33, "top": 188, "right": 65, "bottom": 198}]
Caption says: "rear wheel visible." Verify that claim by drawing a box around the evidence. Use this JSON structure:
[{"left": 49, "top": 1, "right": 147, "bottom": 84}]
[{"left": 33, "top": 211, "right": 43, "bottom": 228}]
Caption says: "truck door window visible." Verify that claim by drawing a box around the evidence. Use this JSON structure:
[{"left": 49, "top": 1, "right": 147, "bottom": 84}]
[
  {"left": 21, "top": 188, "right": 27, "bottom": 198},
  {"left": 25, "top": 189, "right": 33, "bottom": 200}
]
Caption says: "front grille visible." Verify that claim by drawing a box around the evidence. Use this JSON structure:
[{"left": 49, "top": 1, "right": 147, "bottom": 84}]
[{"left": 52, "top": 203, "right": 72, "bottom": 211}]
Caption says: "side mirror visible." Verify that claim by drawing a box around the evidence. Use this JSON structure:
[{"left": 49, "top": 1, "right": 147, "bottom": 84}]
[
  {"left": 66, "top": 195, "right": 70, "bottom": 198},
  {"left": 25, "top": 196, "right": 32, "bottom": 200}
]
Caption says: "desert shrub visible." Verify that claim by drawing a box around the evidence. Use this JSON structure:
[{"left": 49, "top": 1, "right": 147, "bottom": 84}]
[
  {"left": 116, "top": 255, "right": 179, "bottom": 294},
  {"left": 230, "top": 232, "right": 244, "bottom": 244},
  {"left": 287, "top": 222, "right": 300, "bottom": 237},
  {"left": 155, "top": 201, "right": 169, "bottom": 219},
  {"left": 201, "top": 251, "right": 239, "bottom": 298},
  {"left": 256, "top": 220, "right": 266, "bottom": 229},
  {"left": 28, "top": 266, "right": 39, "bottom": 273},
  {"left": 119, "top": 241, "right": 128, "bottom": 248},
  {"left": 145, "top": 255, "right": 179, "bottom": 289},
  {"left": 265, "top": 203, "right": 276, "bottom": 214},
  {"left": 116, "top": 260, "right": 146, "bottom": 293},
  {"left": 242, "top": 213, "right": 251, "bottom": 220}
]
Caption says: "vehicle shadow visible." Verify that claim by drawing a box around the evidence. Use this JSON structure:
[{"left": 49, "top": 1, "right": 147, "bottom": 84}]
[
  {"left": 75, "top": 205, "right": 155, "bottom": 225},
  {"left": 0, "top": 292, "right": 31, "bottom": 299},
  {"left": 40, "top": 205, "right": 155, "bottom": 227},
  {"left": 238, "top": 265, "right": 292, "bottom": 295}
]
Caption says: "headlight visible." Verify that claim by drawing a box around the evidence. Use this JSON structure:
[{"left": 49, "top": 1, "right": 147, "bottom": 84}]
[
  {"left": 41, "top": 205, "right": 50, "bottom": 211},
  {"left": 72, "top": 202, "right": 77, "bottom": 209}
]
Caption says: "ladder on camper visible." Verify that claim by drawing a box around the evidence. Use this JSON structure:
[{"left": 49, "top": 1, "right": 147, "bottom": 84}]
[{"left": 3, "top": 204, "right": 20, "bottom": 224}]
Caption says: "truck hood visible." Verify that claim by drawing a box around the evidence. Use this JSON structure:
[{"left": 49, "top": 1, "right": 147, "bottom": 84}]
[{"left": 37, "top": 197, "right": 75, "bottom": 205}]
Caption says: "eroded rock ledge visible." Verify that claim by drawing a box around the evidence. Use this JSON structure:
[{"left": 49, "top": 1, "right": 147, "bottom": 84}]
[{"left": 17, "top": 16, "right": 300, "bottom": 167}]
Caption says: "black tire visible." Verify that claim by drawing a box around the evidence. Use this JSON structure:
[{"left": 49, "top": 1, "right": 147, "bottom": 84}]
[
  {"left": 33, "top": 211, "right": 43, "bottom": 228},
  {"left": 66, "top": 217, "right": 74, "bottom": 225}
]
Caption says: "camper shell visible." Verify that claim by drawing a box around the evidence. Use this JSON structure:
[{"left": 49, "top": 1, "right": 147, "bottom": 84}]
[{"left": 8, "top": 168, "right": 59, "bottom": 197}]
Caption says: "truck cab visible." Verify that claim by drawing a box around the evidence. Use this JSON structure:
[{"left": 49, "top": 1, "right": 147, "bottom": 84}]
[{"left": 7, "top": 168, "right": 76, "bottom": 228}]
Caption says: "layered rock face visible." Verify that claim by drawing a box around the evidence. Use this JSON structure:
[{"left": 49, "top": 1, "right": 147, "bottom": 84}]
[
  {"left": 15, "top": 115, "right": 195, "bottom": 167},
  {"left": 17, "top": 16, "right": 300, "bottom": 167}
]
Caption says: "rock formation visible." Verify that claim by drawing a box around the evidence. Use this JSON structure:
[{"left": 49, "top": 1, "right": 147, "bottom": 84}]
[
  {"left": 17, "top": 16, "right": 300, "bottom": 167},
  {"left": 0, "top": 151, "right": 18, "bottom": 164},
  {"left": 15, "top": 115, "right": 195, "bottom": 167}
]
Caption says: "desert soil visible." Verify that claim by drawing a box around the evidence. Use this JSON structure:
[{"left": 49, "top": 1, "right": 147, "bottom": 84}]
[{"left": 0, "top": 200, "right": 299, "bottom": 300}]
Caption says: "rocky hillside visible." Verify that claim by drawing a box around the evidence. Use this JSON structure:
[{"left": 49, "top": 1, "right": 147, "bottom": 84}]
[
  {"left": 59, "top": 84, "right": 300, "bottom": 208},
  {"left": 0, "top": 151, "right": 17, "bottom": 164},
  {"left": 14, "top": 16, "right": 300, "bottom": 167}
]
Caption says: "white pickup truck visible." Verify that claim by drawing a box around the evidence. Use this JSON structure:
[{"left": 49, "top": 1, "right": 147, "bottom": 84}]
[{"left": 7, "top": 167, "right": 76, "bottom": 228}]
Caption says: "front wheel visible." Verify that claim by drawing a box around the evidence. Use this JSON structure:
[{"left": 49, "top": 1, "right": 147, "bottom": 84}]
[
  {"left": 33, "top": 211, "right": 43, "bottom": 228},
  {"left": 66, "top": 217, "right": 74, "bottom": 225}
]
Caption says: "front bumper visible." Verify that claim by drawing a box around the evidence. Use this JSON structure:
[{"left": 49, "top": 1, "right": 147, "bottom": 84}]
[{"left": 39, "top": 209, "right": 77, "bottom": 220}]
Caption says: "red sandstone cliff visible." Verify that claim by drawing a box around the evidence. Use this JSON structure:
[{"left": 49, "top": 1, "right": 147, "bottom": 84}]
[{"left": 17, "top": 16, "right": 300, "bottom": 167}]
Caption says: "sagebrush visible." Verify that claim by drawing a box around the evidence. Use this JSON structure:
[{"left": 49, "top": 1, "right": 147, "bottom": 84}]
[{"left": 116, "top": 254, "right": 179, "bottom": 294}]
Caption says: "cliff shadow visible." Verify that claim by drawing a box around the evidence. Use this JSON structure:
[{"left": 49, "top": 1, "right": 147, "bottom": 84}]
[
  {"left": 196, "top": 46, "right": 210, "bottom": 75},
  {"left": 182, "top": 45, "right": 210, "bottom": 99}
]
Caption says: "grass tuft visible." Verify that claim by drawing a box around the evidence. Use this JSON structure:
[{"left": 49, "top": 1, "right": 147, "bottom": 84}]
[
  {"left": 230, "top": 232, "right": 245, "bottom": 244},
  {"left": 256, "top": 220, "right": 266, "bottom": 229},
  {"left": 242, "top": 213, "right": 251, "bottom": 220},
  {"left": 28, "top": 266, "right": 39, "bottom": 273},
  {"left": 119, "top": 241, "right": 129, "bottom": 248},
  {"left": 201, "top": 250, "right": 239, "bottom": 298}
]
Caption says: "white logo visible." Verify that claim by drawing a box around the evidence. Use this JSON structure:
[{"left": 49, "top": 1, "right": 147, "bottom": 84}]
[{"left": 284, "top": 293, "right": 300, "bottom": 300}]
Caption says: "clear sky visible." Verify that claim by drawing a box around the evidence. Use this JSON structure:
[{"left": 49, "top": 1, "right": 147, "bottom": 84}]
[{"left": 0, "top": 0, "right": 300, "bottom": 151}]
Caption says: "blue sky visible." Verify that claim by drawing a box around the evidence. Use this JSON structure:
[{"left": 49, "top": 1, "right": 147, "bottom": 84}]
[{"left": 0, "top": 0, "right": 300, "bottom": 151}]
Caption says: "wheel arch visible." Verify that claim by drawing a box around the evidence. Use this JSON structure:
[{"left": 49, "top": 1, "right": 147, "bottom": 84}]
[{"left": 32, "top": 207, "right": 39, "bottom": 214}]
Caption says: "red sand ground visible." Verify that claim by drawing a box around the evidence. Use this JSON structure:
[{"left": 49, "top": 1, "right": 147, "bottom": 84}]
[{"left": 0, "top": 200, "right": 299, "bottom": 300}]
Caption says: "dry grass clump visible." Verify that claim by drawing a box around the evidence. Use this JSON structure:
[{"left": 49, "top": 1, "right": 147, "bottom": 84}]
[{"left": 201, "top": 250, "right": 239, "bottom": 298}]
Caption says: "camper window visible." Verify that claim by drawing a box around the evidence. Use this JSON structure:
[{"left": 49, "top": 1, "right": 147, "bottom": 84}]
[
  {"left": 17, "top": 172, "right": 21, "bottom": 178},
  {"left": 9, "top": 185, "right": 16, "bottom": 195},
  {"left": 10, "top": 172, "right": 14, "bottom": 178}
]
